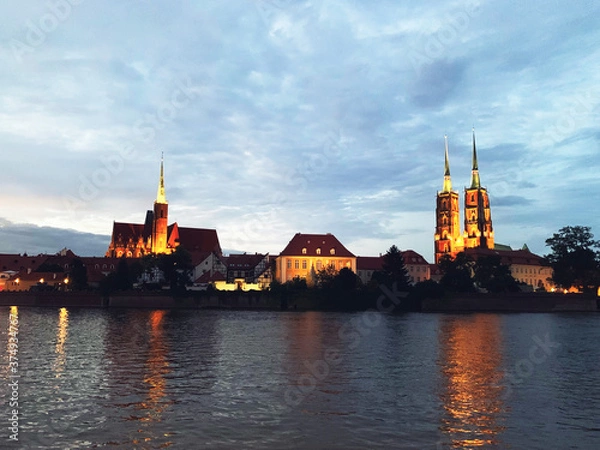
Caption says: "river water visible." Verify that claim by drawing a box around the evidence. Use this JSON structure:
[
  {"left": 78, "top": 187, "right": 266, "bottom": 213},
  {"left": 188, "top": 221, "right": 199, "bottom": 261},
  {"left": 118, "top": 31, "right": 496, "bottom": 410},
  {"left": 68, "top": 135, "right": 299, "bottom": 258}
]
[{"left": 1, "top": 307, "right": 599, "bottom": 449}]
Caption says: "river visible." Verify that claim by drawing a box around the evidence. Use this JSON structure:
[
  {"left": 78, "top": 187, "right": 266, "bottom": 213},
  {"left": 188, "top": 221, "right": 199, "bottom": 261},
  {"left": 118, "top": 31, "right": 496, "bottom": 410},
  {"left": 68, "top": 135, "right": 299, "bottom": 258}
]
[{"left": 1, "top": 307, "right": 599, "bottom": 449}]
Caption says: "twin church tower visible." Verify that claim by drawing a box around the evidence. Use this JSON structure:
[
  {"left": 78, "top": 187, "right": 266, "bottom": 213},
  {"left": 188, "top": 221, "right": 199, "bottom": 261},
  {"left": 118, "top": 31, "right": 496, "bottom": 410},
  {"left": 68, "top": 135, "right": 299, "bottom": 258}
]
[{"left": 434, "top": 130, "right": 494, "bottom": 264}]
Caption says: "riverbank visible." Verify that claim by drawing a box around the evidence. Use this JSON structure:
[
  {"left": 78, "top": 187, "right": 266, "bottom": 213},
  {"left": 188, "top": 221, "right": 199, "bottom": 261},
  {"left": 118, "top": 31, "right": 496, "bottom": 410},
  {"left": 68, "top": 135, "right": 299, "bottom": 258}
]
[
  {"left": 422, "top": 292, "right": 599, "bottom": 312},
  {"left": 0, "top": 290, "right": 597, "bottom": 312}
]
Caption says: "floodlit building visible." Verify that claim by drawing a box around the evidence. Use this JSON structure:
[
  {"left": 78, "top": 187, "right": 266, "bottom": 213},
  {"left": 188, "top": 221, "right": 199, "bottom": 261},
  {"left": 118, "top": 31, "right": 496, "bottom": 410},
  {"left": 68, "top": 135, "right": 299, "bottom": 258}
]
[
  {"left": 275, "top": 233, "right": 356, "bottom": 283},
  {"left": 106, "top": 157, "right": 221, "bottom": 258}
]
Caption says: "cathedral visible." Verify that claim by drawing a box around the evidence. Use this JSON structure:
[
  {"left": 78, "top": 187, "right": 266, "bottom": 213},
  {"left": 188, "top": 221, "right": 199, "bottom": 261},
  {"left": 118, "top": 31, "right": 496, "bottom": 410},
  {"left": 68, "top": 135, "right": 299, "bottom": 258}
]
[
  {"left": 434, "top": 130, "right": 494, "bottom": 264},
  {"left": 106, "top": 158, "right": 222, "bottom": 258}
]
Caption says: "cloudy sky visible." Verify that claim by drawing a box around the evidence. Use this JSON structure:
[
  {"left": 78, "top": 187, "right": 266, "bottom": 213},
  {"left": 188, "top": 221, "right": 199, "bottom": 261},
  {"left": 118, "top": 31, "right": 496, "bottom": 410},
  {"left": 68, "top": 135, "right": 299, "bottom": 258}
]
[{"left": 1, "top": 0, "right": 598, "bottom": 262}]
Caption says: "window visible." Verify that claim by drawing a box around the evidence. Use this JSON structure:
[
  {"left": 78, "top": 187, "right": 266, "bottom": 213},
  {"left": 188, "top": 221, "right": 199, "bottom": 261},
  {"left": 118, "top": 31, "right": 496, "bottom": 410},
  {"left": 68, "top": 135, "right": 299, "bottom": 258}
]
[
  {"left": 330, "top": 248, "right": 335, "bottom": 255},
  {"left": 287, "top": 260, "right": 292, "bottom": 269},
  {"left": 294, "top": 260, "right": 299, "bottom": 269},
  {"left": 302, "top": 260, "right": 307, "bottom": 269},
  {"left": 316, "top": 248, "right": 321, "bottom": 255},
  {"left": 302, "top": 248, "right": 307, "bottom": 255},
  {"left": 316, "top": 260, "right": 322, "bottom": 270}
]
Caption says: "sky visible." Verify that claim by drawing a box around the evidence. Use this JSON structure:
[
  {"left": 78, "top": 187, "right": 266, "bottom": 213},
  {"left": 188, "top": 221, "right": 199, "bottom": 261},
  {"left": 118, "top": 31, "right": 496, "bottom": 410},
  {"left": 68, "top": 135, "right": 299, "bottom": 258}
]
[{"left": 0, "top": 0, "right": 599, "bottom": 263}]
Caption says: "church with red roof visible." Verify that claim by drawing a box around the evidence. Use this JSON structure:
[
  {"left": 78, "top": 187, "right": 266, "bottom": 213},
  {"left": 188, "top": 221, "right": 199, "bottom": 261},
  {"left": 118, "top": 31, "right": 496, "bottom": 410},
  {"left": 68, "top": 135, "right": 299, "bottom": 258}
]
[{"left": 106, "top": 158, "right": 221, "bottom": 258}]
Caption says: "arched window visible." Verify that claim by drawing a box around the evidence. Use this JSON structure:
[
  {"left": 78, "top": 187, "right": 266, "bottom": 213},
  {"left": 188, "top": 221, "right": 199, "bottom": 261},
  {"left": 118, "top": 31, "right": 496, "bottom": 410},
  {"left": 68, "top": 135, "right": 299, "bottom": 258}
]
[
  {"left": 302, "top": 248, "right": 307, "bottom": 255},
  {"left": 316, "top": 248, "right": 321, "bottom": 255},
  {"left": 330, "top": 248, "right": 335, "bottom": 255}
]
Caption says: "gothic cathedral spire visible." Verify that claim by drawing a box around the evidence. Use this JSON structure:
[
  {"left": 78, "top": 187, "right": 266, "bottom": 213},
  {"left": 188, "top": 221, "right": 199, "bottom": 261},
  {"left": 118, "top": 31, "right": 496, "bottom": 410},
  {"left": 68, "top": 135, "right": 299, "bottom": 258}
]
[
  {"left": 464, "top": 129, "right": 494, "bottom": 251},
  {"left": 156, "top": 153, "right": 167, "bottom": 204},
  {"left": 442, "top": 134, "right": 453, "bottom": 193},
  {"left": 470, "top": 128, "right": 481, "bottom": 189},
  {"left": 152, "top": 154, "right": 169, "bottom": 254},
  {"left": 435, "top": 136, "right": 463, "bottom": 263}
]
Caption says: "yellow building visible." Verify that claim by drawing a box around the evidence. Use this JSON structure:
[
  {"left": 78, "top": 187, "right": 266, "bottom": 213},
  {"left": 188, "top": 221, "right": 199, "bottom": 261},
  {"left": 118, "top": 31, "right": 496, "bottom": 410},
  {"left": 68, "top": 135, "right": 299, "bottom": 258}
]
[{"left": 275, "top": 233, "right": 356, "bottom": 283}]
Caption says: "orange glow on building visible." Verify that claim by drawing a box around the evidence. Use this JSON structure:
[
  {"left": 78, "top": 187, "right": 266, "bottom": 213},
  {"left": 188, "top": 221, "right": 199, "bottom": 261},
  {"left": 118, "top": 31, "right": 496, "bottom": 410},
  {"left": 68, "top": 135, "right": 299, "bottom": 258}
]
[{"left": 435, "top": 131, "right": 494, "bottom": 264}]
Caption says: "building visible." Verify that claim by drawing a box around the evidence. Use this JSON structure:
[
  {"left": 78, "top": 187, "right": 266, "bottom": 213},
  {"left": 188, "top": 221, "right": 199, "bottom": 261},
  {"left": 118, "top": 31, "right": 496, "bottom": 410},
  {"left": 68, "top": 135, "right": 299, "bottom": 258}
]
[
  {"left": 464, "top": 245, "right": 554, "bottom": 292},
  {"left": 356, "top": 250, "right": 431, "bottom": 286},
  {"left": 434, "top": 130, "right": 494, "bottom": 264},
  {"left": 223, "top": 253, "right": 271, "bottom": 289},
  {"left": 106, "top": 157, "right": 222, "bottom": 258},
  {"left": 275, "top": 233, "right": 356, "bottom": 283}
]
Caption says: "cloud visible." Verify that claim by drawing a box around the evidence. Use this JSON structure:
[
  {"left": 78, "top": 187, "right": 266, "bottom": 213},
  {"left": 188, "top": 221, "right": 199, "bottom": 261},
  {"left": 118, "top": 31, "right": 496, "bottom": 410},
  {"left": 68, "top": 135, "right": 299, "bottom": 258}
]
[
  {"left": 0, "top": 0, "right": 599, "bottom": 263},
  {"left": 0, "top": 218, "right": 109, "bottom": 256}
]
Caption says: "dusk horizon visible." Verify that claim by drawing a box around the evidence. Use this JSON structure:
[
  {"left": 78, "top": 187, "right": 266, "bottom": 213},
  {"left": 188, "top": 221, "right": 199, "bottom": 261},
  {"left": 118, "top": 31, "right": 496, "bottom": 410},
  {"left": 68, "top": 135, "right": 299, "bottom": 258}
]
[{"left": 2, "top": 1, "right": 599, "bottom": 263}]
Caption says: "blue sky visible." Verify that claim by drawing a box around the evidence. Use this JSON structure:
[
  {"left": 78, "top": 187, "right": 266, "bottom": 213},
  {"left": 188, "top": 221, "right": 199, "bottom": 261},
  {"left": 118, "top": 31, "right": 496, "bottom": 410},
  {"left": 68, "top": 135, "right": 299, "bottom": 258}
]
[{"left": 0, "top": 0, "right": 598, "bottom": 263}]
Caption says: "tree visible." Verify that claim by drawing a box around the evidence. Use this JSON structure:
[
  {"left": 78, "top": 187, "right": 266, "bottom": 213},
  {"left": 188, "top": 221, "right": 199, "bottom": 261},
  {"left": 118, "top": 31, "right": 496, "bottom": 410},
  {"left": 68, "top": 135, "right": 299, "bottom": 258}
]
[
  {"left": 545, "top": 226, "right": 600, "bottom": 292},
  {"left": 439, "top": 252, "right": 475, "bottom": 293},
  {"left": 474, "top": 255, "right": 519, "bottom": 293},
  {"left": 332, "top": 267, "right": 359, "bottom": 292},
  {"left": 157, "top": 246, "right": 194, "bottom": 292},
  {"left": 115, "top": 257, "right": 132, "bottom": 291},
  {"left": 380, "top": 245, "right": 411, "bottom": 291},
  {"left": 69, "top": 258, "right": 88, "bottom": 291},
  {"left": 315, "top": 264, "right": 338, "bottom": 289}
]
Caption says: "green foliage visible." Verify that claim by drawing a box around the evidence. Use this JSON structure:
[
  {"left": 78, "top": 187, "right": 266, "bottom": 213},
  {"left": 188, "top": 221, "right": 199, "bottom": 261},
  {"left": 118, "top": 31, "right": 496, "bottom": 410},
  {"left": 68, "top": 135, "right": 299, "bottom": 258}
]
[
  {"left": 473, "top": 255, "right": 519, "bottom": 293},
  {"left": 545, "top": 225, "right": 600, "bottom": 292},
  {"left": 439, "top": 252, "right": 475, "bottom": 293},
  {"left": 380, "top": 245, "right": 411, "bottom": 291}
]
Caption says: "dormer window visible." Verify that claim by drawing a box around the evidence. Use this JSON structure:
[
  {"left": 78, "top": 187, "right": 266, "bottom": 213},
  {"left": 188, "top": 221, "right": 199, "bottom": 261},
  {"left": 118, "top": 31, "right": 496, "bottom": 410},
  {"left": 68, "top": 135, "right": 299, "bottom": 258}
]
[
  {"left": 316, "top": 248, "right": 321, "bottom": 255},
  {"left": 302, "top": 248, "right": 307, "bottom": 255},
  {"left": 330, "top": 248, "right": 335, "bottom": 255}
]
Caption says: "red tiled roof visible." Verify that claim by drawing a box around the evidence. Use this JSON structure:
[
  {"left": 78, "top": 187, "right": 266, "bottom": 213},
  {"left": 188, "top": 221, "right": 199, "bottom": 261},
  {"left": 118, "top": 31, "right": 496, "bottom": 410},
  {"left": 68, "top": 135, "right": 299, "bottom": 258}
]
[
  {"left": 110, "top": 222, "right": 147, "bottom": 243},
  {"left": 464, "top": 247, "right": 548, "bottom": 266},
  {"left": 402, "top": 250, "right": 430, "bottom": 265},
  {"left": 357, "top": 250, "right": 430, "bottom": 270},
  {"left": 196, "top": 271, "right": 226, "bottom": 283},
  {"left": 0, "top": 254, "right": 48, "bottom": 272},
  {"left": 279, "top": 233, "right": 355, "bottom": 257},
  {"left": 223, "top": 253, "right": 267, "bottom": 269},
  {"left": 356, "top": 256, "right": 383, "bottom": 271},
  {"left": 173, "top": 227, "right": 222, "bottom": 255},
  {"left": 189, "top": 251, "right": 214, "bottom": 266}
]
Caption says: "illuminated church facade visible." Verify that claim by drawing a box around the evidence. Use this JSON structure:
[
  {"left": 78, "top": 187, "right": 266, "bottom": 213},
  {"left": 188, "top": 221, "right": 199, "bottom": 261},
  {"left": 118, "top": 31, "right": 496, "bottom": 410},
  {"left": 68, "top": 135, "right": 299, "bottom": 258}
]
[
  {"left": 106, "top": 158, "right": 222, "bottom": 258},
  {"left": 434, "top": 130, "right": 494, "bottom": 264}
]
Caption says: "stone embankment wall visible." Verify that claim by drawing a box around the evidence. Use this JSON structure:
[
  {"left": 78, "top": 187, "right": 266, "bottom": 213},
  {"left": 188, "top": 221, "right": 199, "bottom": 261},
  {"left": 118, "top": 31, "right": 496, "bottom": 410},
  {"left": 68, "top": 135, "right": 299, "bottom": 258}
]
[{"left": 422, "top": 292, "right": 599, "bottom": 312}]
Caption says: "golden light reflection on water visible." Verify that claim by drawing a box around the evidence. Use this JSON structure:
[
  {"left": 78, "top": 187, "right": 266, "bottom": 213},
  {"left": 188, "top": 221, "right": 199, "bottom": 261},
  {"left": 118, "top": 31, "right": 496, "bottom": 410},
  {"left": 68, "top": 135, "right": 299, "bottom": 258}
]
[
  {"left": 53, "top": 307, "right": 69, "bottom": 378},
  {"left": 438, "top": 315, "right": 506, "bottom": 448},
  {"left": 140, "top": 310, "right": 173, "bottom": 421}
]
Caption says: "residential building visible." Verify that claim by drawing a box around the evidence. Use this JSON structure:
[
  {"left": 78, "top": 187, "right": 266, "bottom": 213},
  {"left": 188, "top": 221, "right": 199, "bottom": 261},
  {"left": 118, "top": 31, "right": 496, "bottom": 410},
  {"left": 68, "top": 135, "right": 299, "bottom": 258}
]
[{"left": 275, "top": 233, "right": 356, "bottom": 283}]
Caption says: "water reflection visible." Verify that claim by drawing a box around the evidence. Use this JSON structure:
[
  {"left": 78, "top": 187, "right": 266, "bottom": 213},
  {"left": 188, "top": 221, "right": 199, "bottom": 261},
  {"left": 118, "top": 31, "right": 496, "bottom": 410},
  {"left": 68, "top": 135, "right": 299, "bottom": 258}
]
[
  {"left": 140, "top": 310, "right": 171, "bottom": 421},
  {"left": 438, "top": 315, "right": 506, "bottom": 448},
  {"left": 53, "top": 307, "right": 69, "bottom": 378}
]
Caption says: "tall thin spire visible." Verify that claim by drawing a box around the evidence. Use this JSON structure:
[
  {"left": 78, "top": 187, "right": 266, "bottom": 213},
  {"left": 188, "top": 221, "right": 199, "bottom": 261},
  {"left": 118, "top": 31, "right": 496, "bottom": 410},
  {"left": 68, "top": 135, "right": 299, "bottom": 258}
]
[
  {"left": 442, "top": 134, "right": 452, "bottom": 192},
  {"left": 470, "top": 128, "right": 481, "bottom": 189},
  {"left": 156, "top": 153, "right": 167, "bottom": 204}
]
